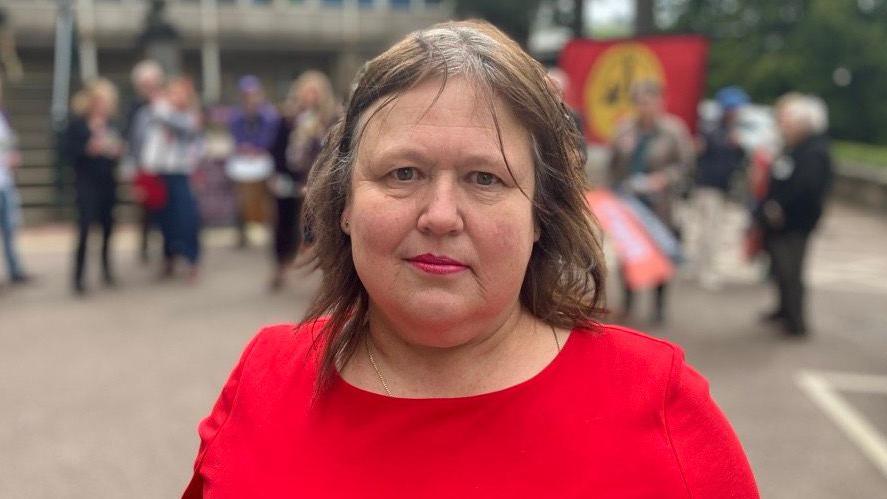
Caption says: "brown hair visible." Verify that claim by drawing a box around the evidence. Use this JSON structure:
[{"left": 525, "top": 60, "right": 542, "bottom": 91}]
[{"left": 302, "top": 20, "right": 606, "bottom": 391}]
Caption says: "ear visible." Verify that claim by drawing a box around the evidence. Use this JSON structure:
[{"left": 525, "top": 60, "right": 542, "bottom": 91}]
[{"left": 340, "top": 204, "right": 353, "bottom": 235}]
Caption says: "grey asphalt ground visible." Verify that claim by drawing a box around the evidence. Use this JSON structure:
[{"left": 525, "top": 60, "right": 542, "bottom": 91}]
[{"left": 1, "top": 201, "right": 886, "bottom": 498}]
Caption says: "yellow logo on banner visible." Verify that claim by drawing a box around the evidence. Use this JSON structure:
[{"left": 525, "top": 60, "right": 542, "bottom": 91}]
[{"left": 584, "top": 43, "right": 665, "bottom": 142}]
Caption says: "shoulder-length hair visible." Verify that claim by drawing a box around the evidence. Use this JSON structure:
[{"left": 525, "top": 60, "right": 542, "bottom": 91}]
[
  {"left": 302, "top": 19, "right": 606, "bottom": 391},
  {"left": 282, "top": 70, "right": 337, "bottom": 124}
]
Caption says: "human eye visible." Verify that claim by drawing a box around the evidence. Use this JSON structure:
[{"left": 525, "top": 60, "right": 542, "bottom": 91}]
[
  {"left": 389, "top": 166, "right": 418, "bottom": 182},
  {"left": 468, "top": 171, "right": 504, "bottom": 187}
]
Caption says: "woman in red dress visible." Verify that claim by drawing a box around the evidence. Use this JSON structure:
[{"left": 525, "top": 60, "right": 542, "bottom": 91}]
[{"left": 183, "top": 20, "right": 759, "bottom": 498}]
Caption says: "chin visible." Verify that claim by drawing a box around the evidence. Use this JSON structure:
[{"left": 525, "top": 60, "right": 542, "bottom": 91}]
[{"left": 386, "top": 298, "right": 480, "bottom": 347}]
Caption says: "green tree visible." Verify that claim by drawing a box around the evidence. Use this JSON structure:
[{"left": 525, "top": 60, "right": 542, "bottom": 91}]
[{"left": 667, "top": 0, "right": 887, "bottom": 143}]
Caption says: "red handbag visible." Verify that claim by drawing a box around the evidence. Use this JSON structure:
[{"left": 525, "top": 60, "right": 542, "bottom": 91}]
[{"left": 134, "top": 171, "right": 167, "bottom": 211}]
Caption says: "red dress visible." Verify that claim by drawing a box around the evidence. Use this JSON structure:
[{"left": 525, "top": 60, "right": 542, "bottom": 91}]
[{"left": 183, "top": 321, "right": 759, "bottom": 498}]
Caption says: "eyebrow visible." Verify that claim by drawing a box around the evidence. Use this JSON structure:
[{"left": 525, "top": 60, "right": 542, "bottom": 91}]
[{"left": 371, "top": 144, "right": 507, "bottom": 171}]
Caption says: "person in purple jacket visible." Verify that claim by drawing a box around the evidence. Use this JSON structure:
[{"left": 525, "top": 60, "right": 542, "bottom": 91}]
[{"left": 228, "top": 75, "right": 279, "bottom": 248}]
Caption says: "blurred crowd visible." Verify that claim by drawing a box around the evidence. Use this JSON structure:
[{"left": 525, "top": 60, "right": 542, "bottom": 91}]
[
  {"left": 1, "top": 59, "right": 338, "bottom": 296},
  {"left": 591, "top": 78, "right": 832, "bottom": 337},
  {"left": 0, "top": 59, "right": 833, "bottom": 336}
]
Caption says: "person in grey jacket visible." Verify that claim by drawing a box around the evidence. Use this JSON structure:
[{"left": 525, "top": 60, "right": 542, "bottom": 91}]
[{"left": 608, "top": 79, "right": 695, "bottom": 324}]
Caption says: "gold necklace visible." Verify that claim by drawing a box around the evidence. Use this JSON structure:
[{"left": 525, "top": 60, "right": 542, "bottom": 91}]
[
  {"left": 365, "top": 326, "right": 562, "bottom": 397},
  {"left": 365, "top": 335, "right": 392, "bottom": 396}
]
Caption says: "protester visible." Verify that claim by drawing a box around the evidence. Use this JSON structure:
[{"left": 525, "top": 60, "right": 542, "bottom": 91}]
[
  {"left": 183, "top": 20, "right": 758, "bottom": 498},
  {"left": 267, "top": 70, "right": 336, "bottom": 291},
  {"left": 140, "top": 77, "right": 204, "bottom": 283},
  {"left": 227, "top": 75, "right": 278, "bottom": 248},
  {"left": 608, "top": 79, "right": 695, "bottom": 324},
  {"left": 66, "top": 79, "right": 123, "bottom": 295},
  {"left": 0, "top": 78, "right": 28, "bottom": 285},
  {"left": 124, "top": 59, "right": 166, "bottom": 263},
  {"left": 692, "top": 85, "right": 749, "bottom": 290},
  {"left": 755, "top": 93, "right": 833, "bottom": 336}
]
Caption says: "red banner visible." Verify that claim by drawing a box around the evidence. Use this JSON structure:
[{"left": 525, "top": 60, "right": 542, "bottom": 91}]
[{"left": 559, "top": 35, "right": 708, "bottom": 144}]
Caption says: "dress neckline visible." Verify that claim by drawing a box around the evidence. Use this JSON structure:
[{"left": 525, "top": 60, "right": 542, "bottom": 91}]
[{"left": 333, "top": 327, "right": 579, "bottom": 403}]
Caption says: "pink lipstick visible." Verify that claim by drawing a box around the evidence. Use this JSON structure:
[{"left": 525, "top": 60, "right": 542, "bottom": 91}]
[{"left": 407, "top": 254, "right": 468, "bottom": 275}]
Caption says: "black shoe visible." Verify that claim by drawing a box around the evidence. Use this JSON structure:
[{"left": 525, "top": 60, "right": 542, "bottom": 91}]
[
  {"left": 784, "top": 322, "right": 809, "bottom": 337},
  {"left": 11, "top": 274, "right": 32, "bottom": 285},
  {"left": 73, "top": 282, "right": 88, "bottom": 296},
  {"left": 760, "top": 309, "right": 785, "bottom": 323},
  {"left": 159, "top": 258, "right": 175, "bottom": 280}
]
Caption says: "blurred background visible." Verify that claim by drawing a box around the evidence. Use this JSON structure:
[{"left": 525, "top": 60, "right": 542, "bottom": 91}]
[{"left": 0, "top": 0, "right": 885, "bottom": 497}]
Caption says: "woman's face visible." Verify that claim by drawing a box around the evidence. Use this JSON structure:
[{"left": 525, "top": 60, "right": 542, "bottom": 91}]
[
  {"left": 344, "top": 77, "right": 537, "bottom": 347},
  {"left": 91, "top": 90, "right": 116, "bottom": 119},
  {"left": 299, "top": 83, "right": 320, "bottom": 110},
  {"left": 168, "top": 82, "right": 193, "bottom": 110}
]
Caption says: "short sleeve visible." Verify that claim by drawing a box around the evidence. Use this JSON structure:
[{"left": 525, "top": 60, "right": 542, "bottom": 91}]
[
  {"left": 181, "top": 330, "right": 264, "bottom": 499},
  {"left": 664, "top": 351, "right": 760, "bottom": 498}
]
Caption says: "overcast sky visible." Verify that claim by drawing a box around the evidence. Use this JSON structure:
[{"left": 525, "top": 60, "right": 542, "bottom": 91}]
[{"left": 587, "top": 0, "right": 634, "bottom": 26}]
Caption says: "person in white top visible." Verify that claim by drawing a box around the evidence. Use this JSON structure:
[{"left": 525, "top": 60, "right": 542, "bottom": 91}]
[
  {"left": 139, "top": 76, "right": 204, "bottom": 282},
  {"left": 0, "top": 79, "right": 28, "bottom": 285}
]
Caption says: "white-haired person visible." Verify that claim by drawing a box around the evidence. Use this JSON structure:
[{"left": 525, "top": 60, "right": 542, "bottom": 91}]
[
  {"left": 755, "top": 93, "right": 833, "bottom": 336},
  {"left": 124, "top": 59, "right": 166, "bottom": 263}
]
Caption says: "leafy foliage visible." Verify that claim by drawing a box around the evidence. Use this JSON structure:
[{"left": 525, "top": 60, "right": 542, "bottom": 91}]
[{"left": 666, "top": 0, "right": 887, "bottom": 143}]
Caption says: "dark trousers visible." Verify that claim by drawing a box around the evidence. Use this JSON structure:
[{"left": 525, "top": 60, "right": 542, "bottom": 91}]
[
  {"left": 138, "top": 204, "right": 157, "bottom": 262},
  {"left": 621, "top": 276, "right": 668, "bottom": 322},
  {"left": 159, "top": 174, "right": 201, "bottom": 265},
  {"left": 73, "top": 176, "right": 116, "bottom": 288},
  {"left": 273, "top": 196, "right": 303, "bottom": 266},
  {"left": 766, "top": 231, "right": 811, "bottom": 333}
]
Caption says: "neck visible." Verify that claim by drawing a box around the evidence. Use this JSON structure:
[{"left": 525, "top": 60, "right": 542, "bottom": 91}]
[
  {"left": 638, "top": 115, "right": 656, "bottom": 131},
  {"left": 352, "top": 303, "right": 561, "bottom": 398}
]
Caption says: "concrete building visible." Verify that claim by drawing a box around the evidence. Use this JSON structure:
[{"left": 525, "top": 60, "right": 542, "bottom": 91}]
[{"left": 3, "top": 0, "right": 450, "bottom": 223}]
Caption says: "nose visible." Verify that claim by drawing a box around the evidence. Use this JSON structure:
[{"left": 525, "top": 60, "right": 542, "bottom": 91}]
[{"left": 417, "top": 175, "right": 464, "bottom": 237}]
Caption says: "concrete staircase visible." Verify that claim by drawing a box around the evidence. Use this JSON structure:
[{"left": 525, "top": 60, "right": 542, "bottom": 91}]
[
  {"left": 6, "top": 54, "right": 141, "bottom": 226},
  {"left": 5, "top": 57, "right": 66, "bottom": 225}
]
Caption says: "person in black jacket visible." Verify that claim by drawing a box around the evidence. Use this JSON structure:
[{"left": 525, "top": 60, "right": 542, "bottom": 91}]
[
  {"left": 66, "top": 79, "right": 123, "bottom": 295},
  {"left": 267, "top": 71, "right": 336, "bottom": 291},
  {"left": 754, "top": 93, "right": 833, "bottom": 335},
  {"left": 692, "top": 86, "right": 748, "bottom": 290}
]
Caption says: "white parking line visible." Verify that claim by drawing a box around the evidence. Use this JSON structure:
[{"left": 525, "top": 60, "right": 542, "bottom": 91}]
[{"left": 796, "top": 370, "right": 887, "bottom": 479}]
